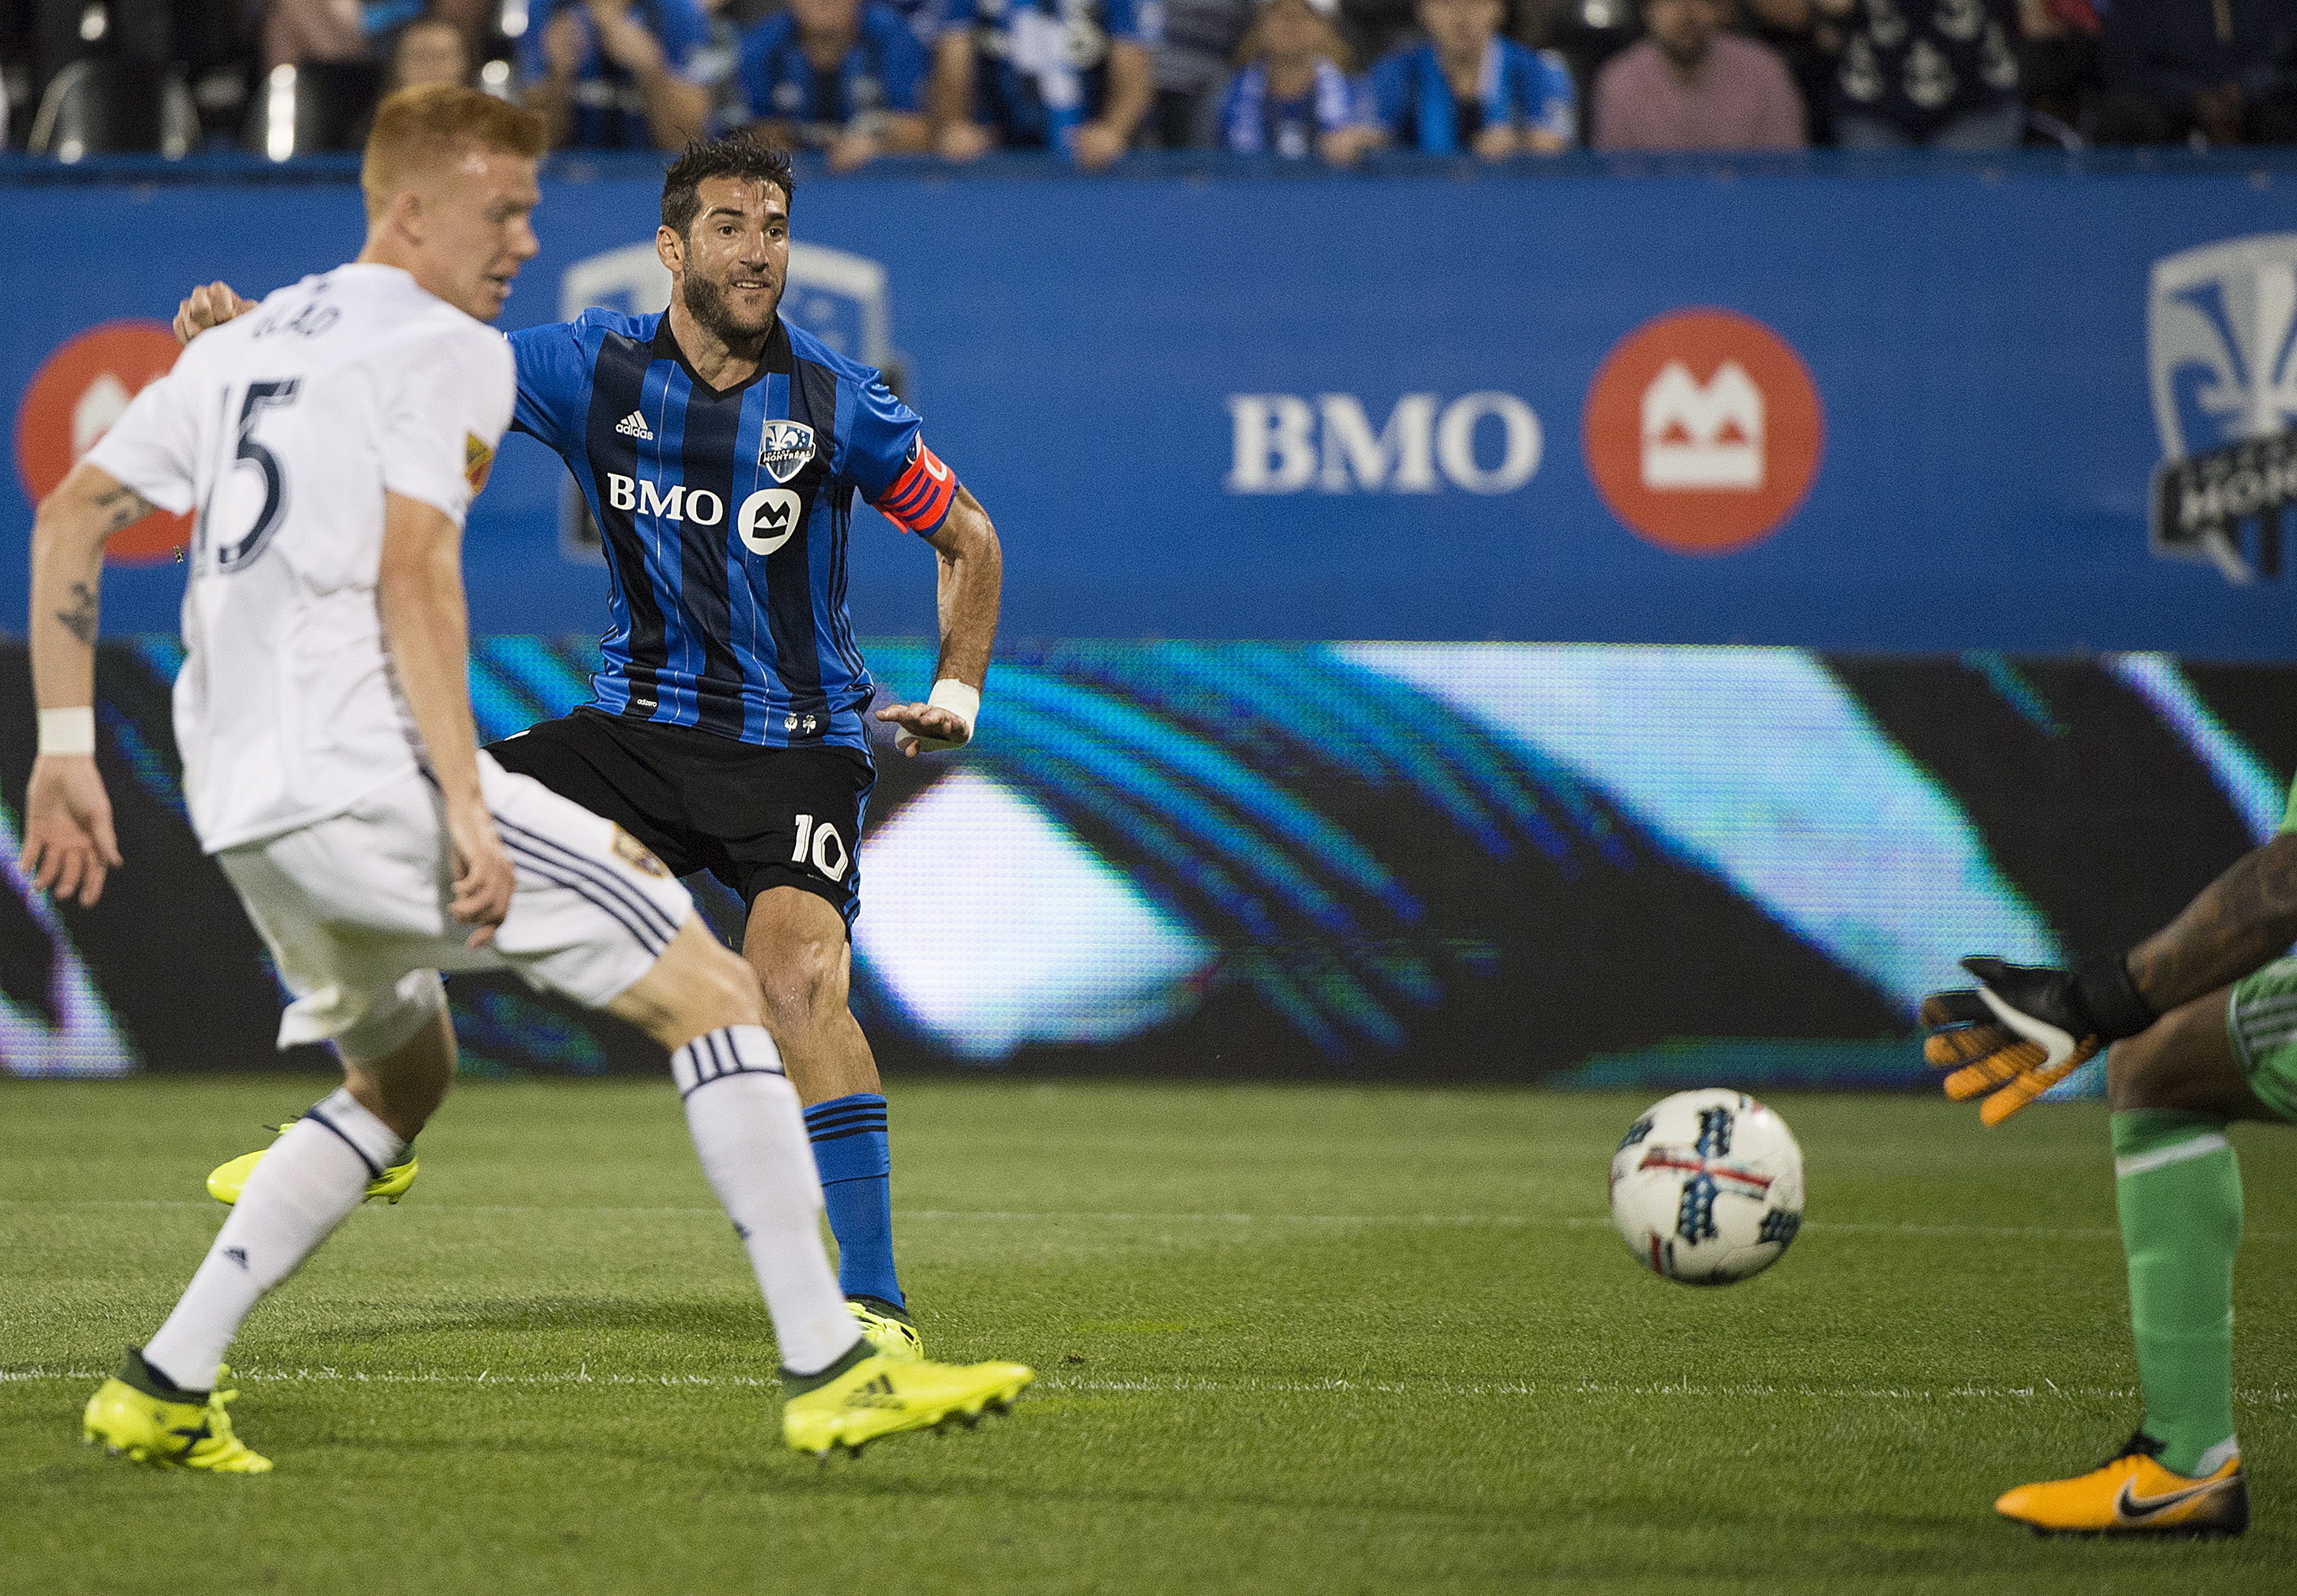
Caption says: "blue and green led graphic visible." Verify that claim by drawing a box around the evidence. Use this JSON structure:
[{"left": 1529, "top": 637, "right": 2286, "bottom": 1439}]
[{"left": 1, "top": 642, "right": 2282, "bottom": 1088}]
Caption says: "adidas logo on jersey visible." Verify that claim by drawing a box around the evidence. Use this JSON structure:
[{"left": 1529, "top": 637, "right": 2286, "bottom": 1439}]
[{"left": 615, "top": 410, "right": 655, "bottom": 442}]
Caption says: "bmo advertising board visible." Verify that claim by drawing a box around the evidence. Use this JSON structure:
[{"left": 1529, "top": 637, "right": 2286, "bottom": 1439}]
[
  {"left": 6, "top": 160, "right": 2297, "bottom": 652},
  {"left": 11, "top": 158, "right": 2297, "bottom": 1082}
]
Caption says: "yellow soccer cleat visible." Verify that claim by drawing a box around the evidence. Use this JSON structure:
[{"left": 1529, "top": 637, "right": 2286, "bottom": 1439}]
[
  {"left": 848, "top": 1297, "right": 923, "bottom": 1364},
  {"left": 207, "top": 1121, "right": 417, "bottom": 1206},
  {"left": 83, "top": 1353, "right": 272, "bottom": 1474},
  {"left": 1995, "top": 1432, "right": 2246, "bottom": 1538},
  {"left": 782, "top": 1346, "right": 1032, "bottom": 1458}
]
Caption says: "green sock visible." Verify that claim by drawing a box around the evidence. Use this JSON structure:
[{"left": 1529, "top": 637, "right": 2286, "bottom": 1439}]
[{"left": 2112, "top": 1108, "right": 2243, "bottom": 1476}]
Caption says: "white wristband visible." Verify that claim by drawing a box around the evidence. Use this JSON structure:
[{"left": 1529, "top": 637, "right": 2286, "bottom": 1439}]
[
  {"left": 38, "top": 707, "right": 96, "bottom": 756},
  {"left": 926, "top": 678, "right": 981, "bottom": 739}
]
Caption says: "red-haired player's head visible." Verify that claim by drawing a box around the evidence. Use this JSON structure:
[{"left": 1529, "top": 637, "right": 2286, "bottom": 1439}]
[{"left": 358, "top": 85, "right": 546, "bottom": 321}]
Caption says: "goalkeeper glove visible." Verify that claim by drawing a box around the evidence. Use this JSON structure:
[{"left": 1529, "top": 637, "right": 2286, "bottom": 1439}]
[{"left": 1919, "top": 955, "right": 2157, "bottom": 1125}]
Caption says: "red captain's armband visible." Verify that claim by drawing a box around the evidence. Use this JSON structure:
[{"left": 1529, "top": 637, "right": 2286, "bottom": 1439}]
[{"left": 874, "top": 439, "right": 959, "bottom": 534}]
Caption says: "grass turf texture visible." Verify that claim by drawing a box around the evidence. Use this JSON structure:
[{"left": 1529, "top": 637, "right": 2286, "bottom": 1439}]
[{"left": 2, "top": 1079, "right": 2293, "bottom": 1594}]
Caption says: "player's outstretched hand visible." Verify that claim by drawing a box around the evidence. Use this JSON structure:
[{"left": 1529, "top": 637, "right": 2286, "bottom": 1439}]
[
  {"left": 443, "top": 799, "right": 515, "bottom": 947},
  {"left": 1919, "top": 955, "right": 2156, "bottom": 1126},
  {"left": 875, "top": 701, "right": 971, "bottom": 758},
  {"left": 173, "top": 282, "right": 257, "bottom": 346},
  {"left": 21, "top": 754, "right": 123, "bottom": 908}
]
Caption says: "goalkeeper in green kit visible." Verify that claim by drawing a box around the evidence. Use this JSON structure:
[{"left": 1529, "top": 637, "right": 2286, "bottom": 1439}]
[{"left": 1921, "top": 783, "right": 2297, "bottom": 1539}]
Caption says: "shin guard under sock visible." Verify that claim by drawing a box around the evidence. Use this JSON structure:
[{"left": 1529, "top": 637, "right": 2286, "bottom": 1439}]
[
  {"left": 803, "top": 1093, "right": 902, "bottom": 1310},
  {"left": 2112, "top": 1108, "right": 2243, "bottom": 1476},
  {"left": 675, "top": 1026, "right": 858, "bottom": 1376},
  {"left": 142, "top": 1087, "right": 402, "bottom": 1392}
]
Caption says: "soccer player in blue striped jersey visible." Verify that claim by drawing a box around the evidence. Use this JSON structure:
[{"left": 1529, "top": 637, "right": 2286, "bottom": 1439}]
[{"left": 175, "top": 132, "right": 1001, "bottom": 1363}]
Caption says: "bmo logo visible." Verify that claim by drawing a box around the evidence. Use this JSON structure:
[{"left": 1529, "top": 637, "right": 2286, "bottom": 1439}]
[
  {"left": 605, "top": 473, "right": 803, "bottom": 556},
  {"left": 739, "top": 488, "right": 803, "bottom": 555},
  {"left": 1582, "top": 309, "right": 1823, "bottom": 555},
  {"left": 1224, "top": 393, "right": 1543, "bottom": 495},
  {"left": 606, "top": 473, "right": 725, "bottom": 525}
]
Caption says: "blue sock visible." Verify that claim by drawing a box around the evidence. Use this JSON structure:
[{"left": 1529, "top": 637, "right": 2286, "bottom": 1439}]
[{"left": 803, "top": 1094, "right": 902, "bottom": 1310}]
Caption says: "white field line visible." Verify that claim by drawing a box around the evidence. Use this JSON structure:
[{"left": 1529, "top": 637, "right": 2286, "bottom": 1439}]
[
  {"left": 2, "top": 1200, "right": 2276, "bottom": 1243},
  {"left": 5, "top": 1364, "right": 2297, "bottom": 1407}
]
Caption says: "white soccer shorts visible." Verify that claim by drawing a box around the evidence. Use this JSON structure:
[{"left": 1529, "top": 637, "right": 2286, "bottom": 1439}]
[{"left": 216, "top": 752, "right": 694, "bottom": 1061}]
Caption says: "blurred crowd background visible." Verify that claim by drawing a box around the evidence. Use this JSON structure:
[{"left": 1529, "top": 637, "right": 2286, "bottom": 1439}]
[{"left": 0, "top": 0, "right": 2292, "bottom": 166}]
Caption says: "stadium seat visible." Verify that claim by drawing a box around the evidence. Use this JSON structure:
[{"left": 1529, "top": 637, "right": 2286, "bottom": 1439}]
[
  {"left": 2024, "top": 106, "right": 2083, "bottom": 151},
  {"left": 26, "top": 55, "right": 197, "bottom": 160},
  {"left": 243, "top": 60, "right": 384, "bottom": 160}
]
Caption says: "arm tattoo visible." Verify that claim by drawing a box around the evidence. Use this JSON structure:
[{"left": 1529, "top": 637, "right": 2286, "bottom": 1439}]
[
  {"left": 2127, "top": 833, "right": 2297, "bottom": 1011},
  {"left": 54, "top": 582, "right": 98, "bottom": 648},
  {"left": 93, "top": 485, "right": 154, "bottom": 533}
]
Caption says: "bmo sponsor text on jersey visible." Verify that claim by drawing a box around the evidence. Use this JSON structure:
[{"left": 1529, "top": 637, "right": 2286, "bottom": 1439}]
[
  {"left": 601, "top": 471, "right": 806, "bottom": 558},
  {"left": 1224, "top": 392, "right": 1544, "bottom": 495}
]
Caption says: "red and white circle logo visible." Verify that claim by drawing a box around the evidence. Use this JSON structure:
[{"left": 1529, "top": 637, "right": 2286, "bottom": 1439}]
[
  {"left": 15, "top": 320, "right": 189, "bottom": 566},
  {"left": 1582, "top": 309, "right": 1824, "bottom": 556}
]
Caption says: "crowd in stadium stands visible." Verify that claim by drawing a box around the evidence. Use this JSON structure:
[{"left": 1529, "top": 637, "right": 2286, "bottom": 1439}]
[{"left": 1, "top": 0, "right": 2293, "bottom": 159}]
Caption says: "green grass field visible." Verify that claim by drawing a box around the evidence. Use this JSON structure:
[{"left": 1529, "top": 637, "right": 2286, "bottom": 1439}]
[{"left": 3, "top": 1077, "right": 2293, "bottom": 1594}]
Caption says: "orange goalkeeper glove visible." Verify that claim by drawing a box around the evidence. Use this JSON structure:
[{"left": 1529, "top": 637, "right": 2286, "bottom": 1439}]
[{"left": 1919, "top": 955, "right": 2157, "bottom": 1125}]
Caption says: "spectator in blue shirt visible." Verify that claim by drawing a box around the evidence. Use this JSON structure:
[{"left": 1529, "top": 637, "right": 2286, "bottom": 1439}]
[
  {"left": 1213, "top": 0, "right": 1379, "bottom": 163},
  {"left": 740, "top": 0, "right": 932, "bottom": 169},
  {"left": 933, "top": 0, "right": 1163, "bottom": 168},
  {"left": 1367, "top": 0, "right": 1574, "bottom": 157},
  {"left": 524, "top": 0, "right": 716, "bottom": 149}
]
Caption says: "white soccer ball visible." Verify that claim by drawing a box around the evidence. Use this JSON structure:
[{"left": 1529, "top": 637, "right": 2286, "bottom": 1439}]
[{"left": 1608, "top": 1088, "right": 1805, "bottom": 1286}]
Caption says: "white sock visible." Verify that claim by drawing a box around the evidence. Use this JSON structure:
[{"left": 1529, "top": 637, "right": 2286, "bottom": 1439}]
[
  {"left": 142, "top": 1088, "right": 405, "bottom": 1392},
  {"left": 675, "top": 1026, "right": 858, "bottom": 1377}
]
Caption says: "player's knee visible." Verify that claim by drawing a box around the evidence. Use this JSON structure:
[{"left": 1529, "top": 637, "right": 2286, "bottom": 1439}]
[
  {"left": 613, "top": 920, "right": 764, "bottom": 1047},
  {"left": 751, "top": 928, "right": 847, "bottom": 1033},
  {"left": 2107, "top": 1032, "right": 2176, "bottom": 1112}
]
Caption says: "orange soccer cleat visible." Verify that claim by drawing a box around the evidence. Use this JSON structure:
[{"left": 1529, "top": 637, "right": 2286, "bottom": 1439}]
[{"left": 1995, "top": 1431, "right": 2247, "bottom": 1538}]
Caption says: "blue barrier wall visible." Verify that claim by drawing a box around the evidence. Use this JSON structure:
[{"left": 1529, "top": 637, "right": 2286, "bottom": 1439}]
[{"left": 8, "top": 155, "right": 2297, "bottom": 654}]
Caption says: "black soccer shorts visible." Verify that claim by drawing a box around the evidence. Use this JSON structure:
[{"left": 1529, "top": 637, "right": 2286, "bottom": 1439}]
[{"left": 485, "top": 707, "right": 874, "bottom": 931}]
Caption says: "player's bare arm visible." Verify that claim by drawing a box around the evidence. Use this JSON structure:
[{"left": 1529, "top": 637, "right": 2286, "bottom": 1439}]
[
  {"left": 1923, "top": 827, "right": 2297, "bottom": 1123},
  {"left": 876, "top": 485, "right": 1002, "bottom": 756},
  {"left": 375, "top": 490, "right": 515, "bottom": 943},
  {"left": 2123, "top": 831, "right": 2297, "bottom": 1015},
  {"left": 21, "top": 462, "right": 145, "bottom": 905}
]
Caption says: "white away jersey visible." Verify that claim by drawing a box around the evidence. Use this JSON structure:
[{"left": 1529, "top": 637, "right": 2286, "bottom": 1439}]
[{"left": 83, "top": 263, "right": 515, "bottom": 853}]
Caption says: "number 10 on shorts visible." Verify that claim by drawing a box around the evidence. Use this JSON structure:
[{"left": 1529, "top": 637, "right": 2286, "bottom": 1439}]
[{"left": 790, "top": 814, "right": 851, "bottom": 881}]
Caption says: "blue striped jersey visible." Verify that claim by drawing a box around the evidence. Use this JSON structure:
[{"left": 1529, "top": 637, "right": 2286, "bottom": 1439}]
[{"left": 508, "top": 312, "right": 959, "bottom": 750}]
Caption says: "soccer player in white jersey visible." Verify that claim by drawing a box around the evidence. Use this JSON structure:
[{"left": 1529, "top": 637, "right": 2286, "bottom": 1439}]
[{"left": 21, "top": 84, "right": 1028, "bottom": 1472}]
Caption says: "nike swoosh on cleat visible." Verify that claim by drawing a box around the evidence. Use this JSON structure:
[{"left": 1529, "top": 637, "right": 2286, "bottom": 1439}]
[{"left": 2115, "top": 1475, "right": 2233, "bottom": 1523}]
